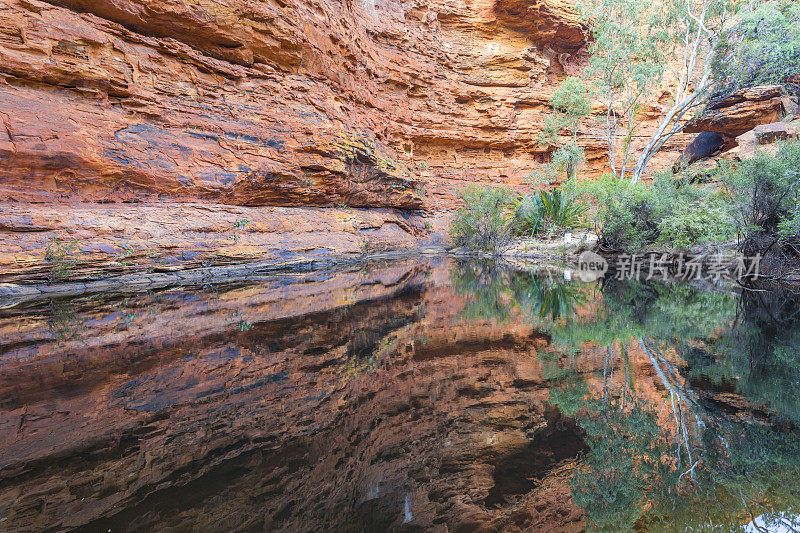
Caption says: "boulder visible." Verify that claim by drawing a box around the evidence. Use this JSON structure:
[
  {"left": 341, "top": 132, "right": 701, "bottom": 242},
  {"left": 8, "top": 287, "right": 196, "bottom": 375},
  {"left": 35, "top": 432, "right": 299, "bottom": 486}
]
[
  {"left": 782, "top": 95, "right": 800, "bottom": 117},
  {"left": 721, "top": 120, "right": 799, "bottom": 161},
  {"left": 672, "top": 131, "right": 725, "bottom": 171},
  {"left": 754, "top": 121, "right": 800, "bottom": 144}
]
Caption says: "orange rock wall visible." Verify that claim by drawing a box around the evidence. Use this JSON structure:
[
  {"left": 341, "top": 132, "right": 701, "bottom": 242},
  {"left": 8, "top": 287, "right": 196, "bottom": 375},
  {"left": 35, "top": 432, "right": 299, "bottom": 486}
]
[{"left": 0, "top": 0, "right": 689, "bottom": 277}]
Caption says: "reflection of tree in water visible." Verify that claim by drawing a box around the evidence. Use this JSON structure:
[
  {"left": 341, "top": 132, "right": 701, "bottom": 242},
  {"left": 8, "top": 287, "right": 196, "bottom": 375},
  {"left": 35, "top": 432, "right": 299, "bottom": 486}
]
[
  {"left": 689, "top": 288, "right": 800, "bottom": 426},
  {"left": 450, "top": 259, "right": 513, "bottom": 322},
  {"left": 572, "top": 395, "right": 676, "bottom": 532},
  {"left": 543, "top": 280, "right": 800, "bottom": 531},
  {"left": 451, "top": 260, "right": 800, "bottom": 530},
  {"left": 512, "top": 271, "right": 588, "bottom": 321}
]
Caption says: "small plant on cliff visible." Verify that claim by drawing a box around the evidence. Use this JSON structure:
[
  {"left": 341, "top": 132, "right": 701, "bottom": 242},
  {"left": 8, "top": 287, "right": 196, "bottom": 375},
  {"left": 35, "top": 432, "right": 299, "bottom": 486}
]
[
  {"left": 45, "top": 234, "right": 81, "bottom": 282},
  {"left": 230, "top": 218, "right": 251, "bottom": 243},
  {"left": 450, "top": 185, "right": 513, "bottom": 253},
  {"left": 114, "top": 241, "right": 136, "bottom": 270},
  {"left": 537, "top": 78, "right": 591, "bottom": 182}
]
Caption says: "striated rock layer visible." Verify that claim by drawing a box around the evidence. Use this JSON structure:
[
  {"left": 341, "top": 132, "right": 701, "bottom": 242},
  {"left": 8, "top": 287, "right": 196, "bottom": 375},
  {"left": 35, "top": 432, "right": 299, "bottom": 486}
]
[
  {"left": 683, "top": 85, "right": 786, "bottom": 148},
  {"left": 0, "top": 0, "right": 690, "bottom": 278}
]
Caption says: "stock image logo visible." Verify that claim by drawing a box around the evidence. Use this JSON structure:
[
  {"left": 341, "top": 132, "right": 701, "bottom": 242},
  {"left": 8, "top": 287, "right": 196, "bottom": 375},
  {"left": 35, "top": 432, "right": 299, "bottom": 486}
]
[{"left": 577, "top": 251, "right": 609, "bottom": 282}]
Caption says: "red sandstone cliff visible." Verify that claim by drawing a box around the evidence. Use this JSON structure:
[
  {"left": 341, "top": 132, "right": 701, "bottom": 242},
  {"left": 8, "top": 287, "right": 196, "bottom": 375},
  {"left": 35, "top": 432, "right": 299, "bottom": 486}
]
[{"left": 0, "top": 0, "right": 689, "bottom": 279}]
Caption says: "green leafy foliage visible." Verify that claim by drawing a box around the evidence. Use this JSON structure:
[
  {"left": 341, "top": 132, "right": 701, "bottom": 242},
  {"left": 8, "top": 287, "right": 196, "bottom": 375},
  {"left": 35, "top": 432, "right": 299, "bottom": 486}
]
[
  {"left": 711, "top": 0, "right": 800, "bottom": 95},
  {"left": 719, "top": 139, "right": 800, "bottom": 267},
  {"left": 550, "top": 77, "right": 593, "bottom": 122},
  {"left": 721, "top": 139, "right": 800, "bottom": 234},
  {"left": 538, "top": 78, "right": 591, "bottom": 182},
  {"left": 539, "top": 189, "right": 588, "bottom": 229},
  {"left": 511, "top": 193, "right": 544, "bottom": 237},
  {"left": 657, "top": 203, "right": 736, "bottom": 248},
  {"left": 571, "top": 172, "right": 735, "bottom": 251},
  {"left": 449, "top": 185, "right": 514, "bottom": 252},
  {"left": 549, "top": 141, "right": 586, "bottom": 183},
  {"left": 511, "top": 188, "right": 588, "bottom": 238},
  {"left": 452, "top": 183, "right": 588, "bottom": 250}
]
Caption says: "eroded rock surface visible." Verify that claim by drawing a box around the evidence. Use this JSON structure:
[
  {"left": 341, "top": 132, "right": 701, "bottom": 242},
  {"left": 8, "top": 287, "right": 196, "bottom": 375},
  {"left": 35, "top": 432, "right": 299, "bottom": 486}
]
[
  {"left": 0, "top": 0, "right": 583, "bottom": 207},
  {"left": 0, "top": 201, "right": 447, "bottom": 282},
  {"left": 683, "top": 85, "right": 785, "bottom": 142},
  {"left": 0, "top": 0, "right": 693, "bottom": 279}
]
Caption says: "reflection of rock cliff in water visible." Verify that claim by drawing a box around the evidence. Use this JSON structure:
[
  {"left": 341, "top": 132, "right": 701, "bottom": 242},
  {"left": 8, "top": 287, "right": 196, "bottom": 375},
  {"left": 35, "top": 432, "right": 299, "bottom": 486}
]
[
  {"left": 0, "top": 260, "right": 590, "bottom": 532},
  {"left": 3, "top": 258, "right": 796, "bottom": 531}
]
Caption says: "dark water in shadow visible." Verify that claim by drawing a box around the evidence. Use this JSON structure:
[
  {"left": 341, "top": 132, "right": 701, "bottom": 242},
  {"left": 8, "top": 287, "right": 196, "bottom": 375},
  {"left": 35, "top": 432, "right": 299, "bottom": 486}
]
[{"left": 1, "top": 257, "right": 799, "bottom": 532}]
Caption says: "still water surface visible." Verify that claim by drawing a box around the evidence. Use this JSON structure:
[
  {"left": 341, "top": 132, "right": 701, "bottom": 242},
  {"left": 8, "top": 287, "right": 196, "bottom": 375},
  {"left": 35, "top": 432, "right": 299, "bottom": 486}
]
[{"left": 1, "top": 258, "right": 799, "bottom": 532}]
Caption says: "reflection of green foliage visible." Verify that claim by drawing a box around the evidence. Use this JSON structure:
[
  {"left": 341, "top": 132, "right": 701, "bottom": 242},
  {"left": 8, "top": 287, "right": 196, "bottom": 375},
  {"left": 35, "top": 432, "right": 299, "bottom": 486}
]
[
  {"left": 701, "top": 334, "right": 800, "bottom": 425},
  {"left": 647, "top": 421, "right": 800, "bottom": 531},
  {"left": 512, "top": 271, "right": 588, "bottom": 321},
  {"left": 543, "top": 280, "right": 736, "bottom": 353},
  {"left": 449, "top": 258, "right": 800, "bottom": 530},
  {"left": 720, "top": 423, "right": 800, "bottom": 489},
  {"left": 548, "top": 377, "right": 588, "bottom": 417},
  {"left": 450, "top": 260, "right": 590, "bottom": 323},
  {"left": 450, "top": 260, "right": 512, "bottom": 322},
  {"left": 688, "top": 289, "right": 800, "bottom": 425},
  {"left": 47, "top": 299, "right": 85, "bottom": 344},
  {"left": 572, "top": 395, "right": 676, "bottom": 532}
]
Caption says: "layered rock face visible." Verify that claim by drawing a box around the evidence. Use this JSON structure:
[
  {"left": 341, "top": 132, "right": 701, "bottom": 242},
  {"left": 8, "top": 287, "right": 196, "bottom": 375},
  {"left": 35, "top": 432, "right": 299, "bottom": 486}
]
[
  {"left": 0, "top": 0, "right": 689, "bottom": 278},
  {"left": 676, "top": 85, "right": 799, "bottom": 165},
  {"left": 0, "top": 0, "right": 591, "bottom": 205},
  {"left": 683, "top": 85, "right": 786, "bottom": 148}
]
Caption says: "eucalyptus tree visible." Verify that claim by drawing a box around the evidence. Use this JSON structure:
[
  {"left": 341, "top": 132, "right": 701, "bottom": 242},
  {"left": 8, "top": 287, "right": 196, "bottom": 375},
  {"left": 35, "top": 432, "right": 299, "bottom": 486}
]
[
  {"left": 577, "top": 0, "right": 734, "bottom": 184},
  {"left": 631, "top": 0, "right": 734, "bottom": 183},
  {"left": 576, "top": 0, "right": 669, "bottom": 183},
  {"left": 538, "top": 77, "right": 592, "bottom": 182}
]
